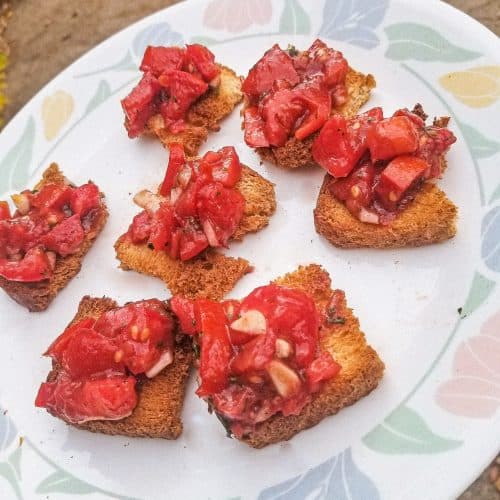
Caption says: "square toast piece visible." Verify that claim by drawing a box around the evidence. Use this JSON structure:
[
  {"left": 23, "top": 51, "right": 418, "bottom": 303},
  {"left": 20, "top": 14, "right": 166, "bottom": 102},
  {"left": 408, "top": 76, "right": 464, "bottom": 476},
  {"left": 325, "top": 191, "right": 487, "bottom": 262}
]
[
  {"left": 115, "top": 164, "right": 276, "bottom": 301},
  {"left": 45, "top": 296, "right": 193, "bottom": 439},
  {"left": 215, "top": 264, "right": 385, "bottom": 448},
  {"left": 0, "top": 164, "right": 108, "bottom": 311}
]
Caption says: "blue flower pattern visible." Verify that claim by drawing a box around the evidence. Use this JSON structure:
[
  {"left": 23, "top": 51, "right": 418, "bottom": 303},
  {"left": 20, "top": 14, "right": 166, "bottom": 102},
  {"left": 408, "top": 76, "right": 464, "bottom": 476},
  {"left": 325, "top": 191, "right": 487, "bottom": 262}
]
[
  {"left": 132, "top": 23, "right": 184, "bottom": 58},
  {"left": 258, "top": 448, "right": 380, "bottom": 500},
  {"left": 319, "top": 0, "right": 389, "bottom": 49}
]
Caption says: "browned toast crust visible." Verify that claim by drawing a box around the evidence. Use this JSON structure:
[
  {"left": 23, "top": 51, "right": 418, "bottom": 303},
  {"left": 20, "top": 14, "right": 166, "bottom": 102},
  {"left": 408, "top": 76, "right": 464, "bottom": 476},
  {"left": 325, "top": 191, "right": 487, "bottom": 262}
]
[
  {"left": 147, "top": 65, "right": 243, "bottom": 156},
  {"left": 215, "top": 264, "right": 384, "bottom": 448},
  {"left": 0, "top": 164, "right": 108, "bottom": 312},
  {"left": 255, "top": 69, "right": 376, "bottom": 169},
  {"left": 314, "top": 174, "right": 458, "bottom": 248},
  {"left": 46, "top": 296, "right": 193, "bottom": 439},
  {"left": 115, "top": 164, "right": 276, "bottom": 300}
]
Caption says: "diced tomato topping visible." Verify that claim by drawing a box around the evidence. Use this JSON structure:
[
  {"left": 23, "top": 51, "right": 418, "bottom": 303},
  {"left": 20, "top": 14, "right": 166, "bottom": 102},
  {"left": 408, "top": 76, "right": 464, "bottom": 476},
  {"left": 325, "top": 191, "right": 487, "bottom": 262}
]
[
  {"left": 367, "top": 115, "right": 419, "bottom": 161},
  {"left": 45, "top": 318, "right": 96, "bottom": 360},
  {"left": 126, "top": 145, "right": 244, "bottom": 261},
  {"left": 174, "top": 282, "right": 341, "bottom": 435},
  {"left": 197, "top": 183, "right": 245, "bottom": 247},
  {"left": 242, "top": 40, "right": 349, "bottom": 147},
  {"left": 375, "top": 155, "right": 429, "bottom": 211},
  {"left": 179, "top": 219, "right": 209, "bottom": 261},
  {"left": 129, "top": 211, "right": 152, "bottom": 243},
  {"left": 199, "top": 146, "right": 242, "bottom": 188},
  {"left": 243, "top": 107, "right": 269, "bottom": 148},
  {"left": 160, "top": 143, "right": 186, "bottom": 196},
  {"left": 242, "top": 44, "right": 299, "bottom": 99},
  {"left": 306, "top": 352, "right": 341, "bottom": 392},
  {"left": 312, "top": 115, "right": 361, "bottom": 177},
  {"left": 158, "top": 70, "right": 208, "bottom": 121},
  {"left": 139, "top": 46, "right": 185, "bottom": 76},
  {"left": 195, "top": 300, "right": 233, "bottom": 397},
  {"left": 61, "top": 328, "right": 125, "bottom": 379},
  {"left": 41, "top": 214, "right": 85, "bottom": 257},
  {"left": 170, "top": 296, "right": 197, "bottom": 335},
  {"left": 186, "top": 44, "right": 220, "bottom": 82},
  {"left": 69, "top": 183, "right": 100, "bottom": 216},
  {"left": 317, "top": 104, "right": 456, "bottom": 224},
  {"left": 122, "top": 44, "right": 219, "bottom": 138},
  {"left": 36, "top": 300, "right": 174, "bottom": 423},
  {"left": 30, "top": 184, "right": 72, "bottom": 215},
  {"left": 0, "top": 246, "right": 53, "bottom": 282},
  {"left": 149, "top": 203, "right": 174, "bottom": 251},
  {"left": 293, "top": 78, "right": 331, "bottom": 140},
  {"left": 35, "top": 376, "right": 137, "bottom": 424},
  {"left": 0, "top": 201, "right": 11, "bottom": 220},
  {"left": 121, "top": 73, "right": 161, "bottom": 138}
]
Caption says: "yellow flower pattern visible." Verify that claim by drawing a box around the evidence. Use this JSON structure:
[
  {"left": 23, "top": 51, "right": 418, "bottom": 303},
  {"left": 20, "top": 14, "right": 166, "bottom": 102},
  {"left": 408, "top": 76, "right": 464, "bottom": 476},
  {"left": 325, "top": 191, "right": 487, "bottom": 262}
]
[
  {"left": 439, "top": 66, "right": 500, "bottom": 108},
  {"left": 42, "top": 90, "right": 74, "bottom": 140}
]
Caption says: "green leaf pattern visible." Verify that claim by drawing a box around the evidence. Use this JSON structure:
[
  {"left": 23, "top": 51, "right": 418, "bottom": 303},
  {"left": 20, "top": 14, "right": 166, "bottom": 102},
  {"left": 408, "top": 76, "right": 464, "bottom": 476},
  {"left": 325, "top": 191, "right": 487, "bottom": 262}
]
[
  {"left": 459, "top": 272, "right": 496, "bottom": 318},
  {"left": 279, "top": 0, "right": 310, "bottom": 35},
  {"left": 385, "top": 23, "right": 482, "bottom": 62},
  {"left": 36, "top": 470, "right": 97, "bottom": 495},
  {"left": 85, "top": 80, "right": 112, "bottom": 115},
  {"left": 363, "top": 405, "right": 462, "bottom": 454},
  {"left": 0, "top": 116, "right": 35, "bottom": 194},
  {"left": 459, "top": 122, "right": 500, "bottom": 160}
]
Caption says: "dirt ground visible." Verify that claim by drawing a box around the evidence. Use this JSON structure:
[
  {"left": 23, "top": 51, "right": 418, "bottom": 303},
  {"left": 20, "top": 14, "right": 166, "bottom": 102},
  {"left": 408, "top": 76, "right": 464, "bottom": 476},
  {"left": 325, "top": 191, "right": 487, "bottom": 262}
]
[{"left": 2, "top": 0, "right": 500, "bottom": 498}]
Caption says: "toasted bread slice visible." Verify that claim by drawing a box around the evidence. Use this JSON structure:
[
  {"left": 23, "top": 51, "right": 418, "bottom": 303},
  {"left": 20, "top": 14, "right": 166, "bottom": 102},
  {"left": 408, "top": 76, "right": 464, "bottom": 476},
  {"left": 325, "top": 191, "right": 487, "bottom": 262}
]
[
  {"left": 256, "top": 69, "right": 376, "bottom": 169},
  {"left": 115, "top": 164, "right": 276, "bottom": 300},
  {"left": 211, "top": 264, "right": 384, "bottom": 448},
  {"left": 314, "top": 174, "right": 458, "bottom": 248},
  {"left": 147, "top": 65, "right": 243, "bottom": 156},
  {"left": 0, "top": 164, "right": 108, "bottom": 312},
  {"left": 45, "top": 296, "right": 193, "bottom": 439}
]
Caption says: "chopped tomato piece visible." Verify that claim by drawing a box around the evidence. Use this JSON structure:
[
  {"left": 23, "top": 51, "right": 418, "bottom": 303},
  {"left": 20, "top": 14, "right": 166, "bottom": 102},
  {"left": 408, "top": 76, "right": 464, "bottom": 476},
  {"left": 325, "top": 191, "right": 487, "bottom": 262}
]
[
  {"left": 170, "top": 296, "right": 197, "bottom": 335},
  {"left": 35, "top": 376, "right": 137, "bottom": 424},
  {"left": 69, "top": 183, "right": 100, "bottom": 216},
  {"left": 261, "top": 89, "right": 303, "bottom": 146},
  {"left": 174, "top": 180, "right": 200, "bottom": 219},
  {"left": 367, "top": 115, "right": 419, "bottom": 161},
  {"left": 61, "top": 328, "right": 124, "bottom": 379},
  {"left": 375, "top": 155, "right": 429, "bottom": 210},
  {"left": 129, "top": 211, "right": 152, "bottom": 243},
  {"left": 196, "top": 183, "right": 245, "bottom": 247},
  {"left": 195, "top": 300, "right": 233, "bottom": 397},
  {"left": 0, "top": 201, "right": 11, "bottom": 220},
  {"left": 31, "top": 183, "right": 72, "bottom": 215},
  {"left": 312, "top": 115, "right": 360, "bottom": 177},
  {"left": 45, "top": 318, "right": 96, "bottom": 361},
  {"left": 160, "top": 143, "right": 186, "bottom": 196},
  {"left": 158, "top": 70, "right": 208, "bottom": 121},
  {"left": 121, "top": 73, "right": 161, "bottom": 138},
  {"left": 230, "top": 334, "right": 275, "bottom": 374},
  {"left": 149, "top": 203, "right": 174, "bottom": 251},
  {"left": 139, "top": 46, "right": 185, "bottom": 76},
  {"left": 179, "top": 219, "right": 208, "bottom": 260},
  {"left": 0, "top": 246, "right": 53, "bottom": 282},
  {"left": 186, "top": 44, "right": 220, "bottom": 82},
  {"left": 41, "top": 214, "right": 84, "bottom": 256},
  {"left": 329, "top": 160, "right": 376, "bottom": 217},
  {"left": 242, "top": 44, "right": 299, "bottom": 99},
  {"left": 243, "top": 107, "right": 269, "bottom": 147},
  {"left": 293, "top": 78, "right": 331, "bottom": 140},
  {"left": 200, "top": 147, "right": 242, "bottom": 188},
  {"left": 169, "top": 228, "right": 182, "bottom": 259},
  {"left": 306, "top": 352, "right": 341, "bottom": 391}
]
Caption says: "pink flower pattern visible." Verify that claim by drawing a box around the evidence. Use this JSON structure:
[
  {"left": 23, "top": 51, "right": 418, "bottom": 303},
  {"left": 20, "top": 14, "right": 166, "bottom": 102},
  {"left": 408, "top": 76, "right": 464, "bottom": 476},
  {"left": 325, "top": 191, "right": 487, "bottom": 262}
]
[
  {"left": 436, "top": 310, "right": 500, "bottom": 418},
  {"left": 203, "top": 0, "right": 272, "bottom": 33}
]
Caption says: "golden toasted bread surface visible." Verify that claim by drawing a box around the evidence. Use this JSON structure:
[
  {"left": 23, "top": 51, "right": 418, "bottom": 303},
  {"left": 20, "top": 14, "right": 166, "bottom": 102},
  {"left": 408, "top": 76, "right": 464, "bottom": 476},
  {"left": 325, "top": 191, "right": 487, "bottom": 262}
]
[
  {"left": 115, "top": 164, "right": 275, "bottom": 300},
  {"left": 314, "top": 174, "right": 458, "bottom": 248},
  {"left": 256, "top": 68, "right": 376, "bottom": 169},
  {"left": 0, "top": 164, "right": 108, "bottom": 312},
  {"left": 46, "top": 296, "right": 193, "bottom": 439},
  {"left": 213, "top": 264, "right": 385, "bottom": 448},
  {"left": 147, "top": 65, "right": 243, "bottom": 156}
]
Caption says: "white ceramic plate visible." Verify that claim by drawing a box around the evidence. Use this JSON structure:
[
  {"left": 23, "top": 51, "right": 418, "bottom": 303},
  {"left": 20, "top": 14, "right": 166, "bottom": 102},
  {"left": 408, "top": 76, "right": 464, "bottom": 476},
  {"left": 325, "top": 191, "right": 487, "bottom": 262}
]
[{"left": 0, "top": 1, "right": 499, "bottom": 498}]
